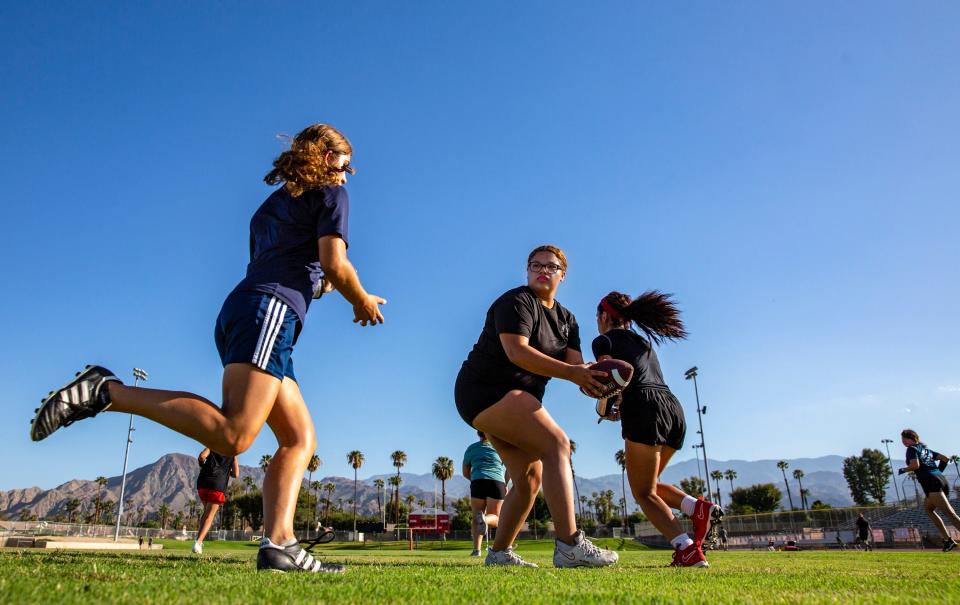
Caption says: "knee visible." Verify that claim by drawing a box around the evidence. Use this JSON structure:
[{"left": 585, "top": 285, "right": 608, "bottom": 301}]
[
  {"left": 541, "top": 432, "right": 570, "bottom": 463},
  {"left": 220, "top": 426, "right": 258, "bottom": 457},
  {"left": 515, "top": 466, "right": 542, "bottom": 495}
]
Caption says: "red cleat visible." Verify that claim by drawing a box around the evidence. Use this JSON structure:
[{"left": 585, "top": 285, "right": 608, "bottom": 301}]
[
  {"left": 670, "top": 542, "right": 709, "bottom": 568},
  {"left": 691, "top": 497, "right": 723, "bottom": 547}
]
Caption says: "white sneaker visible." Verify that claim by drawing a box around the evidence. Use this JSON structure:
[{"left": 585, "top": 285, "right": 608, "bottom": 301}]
[
  {"left": 553, "top": 531, "right": 619, "bottom": 568},
  {"left": 485, "top": 547, "right": 538, "bottom": 567},
  {"left": 469, "top": 549, "right": 482, "bottom": 557},
  {"left": 192, "top": 541, "right": 202, "bottom": 555}
]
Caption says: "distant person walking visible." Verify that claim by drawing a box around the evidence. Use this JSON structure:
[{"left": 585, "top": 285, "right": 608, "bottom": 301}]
[
  {"left": 718, "top": 526, "right": 728, "bottom": 551},
  {"left": 193, "top": 447, "right": 239, "bottom": 554},
  {"left": 30, "top": 123, "right": 385, "bottom": 573},
  {"left": 854, "top": 513, "right": 872, "bottom": 551},
  {"left": 592, "top": 291, "right": 721, "bottom": 568},
  {"left": 462, "top": 431, "right": 509, "bottom": 556},
  {"left": 899, "top": 429, "right": 960, "bottom": 552}
]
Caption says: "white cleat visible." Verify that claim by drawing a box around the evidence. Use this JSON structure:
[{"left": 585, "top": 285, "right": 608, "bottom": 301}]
[
  {"left": 485, "top": 547, "right": 538, "bottom": 567},
  {"left": 553, "top": 530, "right": 619, "bottom": 568},
  {"left": 192, "top": 541, "right": 203, "bottom": 554}
]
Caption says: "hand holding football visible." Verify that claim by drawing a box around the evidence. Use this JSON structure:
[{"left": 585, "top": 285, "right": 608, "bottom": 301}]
[{"left": 579, "top": 359, "right": 634, "bottom": 399}]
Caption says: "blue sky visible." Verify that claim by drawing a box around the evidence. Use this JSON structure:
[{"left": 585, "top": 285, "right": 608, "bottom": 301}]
[{"left": 1, "top": 2, "right": 957, "bottom": 490}]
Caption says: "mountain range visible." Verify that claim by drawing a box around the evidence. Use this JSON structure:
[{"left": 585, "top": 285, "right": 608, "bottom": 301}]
[{"left": 4, "top": 452, "right": 950, "bottom": 522}]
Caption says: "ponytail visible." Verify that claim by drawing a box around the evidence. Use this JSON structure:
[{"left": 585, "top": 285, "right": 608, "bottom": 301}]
[{"left": 598, "top": 290, "right": 687, "bottom": 345}]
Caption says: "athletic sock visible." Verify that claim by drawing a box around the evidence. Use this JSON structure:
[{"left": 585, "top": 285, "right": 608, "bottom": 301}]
[
  {"left": 680, "top": 495, "right": 697, "bottom": 516},
  {"left": 670, "top": 533, "right": 694, "bottom": 550},
  {"left": 259, "top": 537, "right": 286, "bottom": 550}
]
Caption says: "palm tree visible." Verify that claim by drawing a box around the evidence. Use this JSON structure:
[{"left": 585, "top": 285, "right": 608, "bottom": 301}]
[
  {"left": 793, "top": 469, "right": 806, "bottom": 510},
  {"left": 323, "top": 482, "right": 336, "bottom": 524},
  {"left": 710, "top": 471, "right": 725, "bottom": 507},
  {"left": 417, "top": 498, "right": 426, "bottom": 508},
  {"left": 188, "top": 499, "right": 199, "bottom": 529},
  {"left": 724, "top": 469, "right": 737, "bottom": 495},
  {"left": 388, "top": 475, "right": 402, "bottom": 523},
  {"left": 310, "top": 481, "right": 321, "bottom": 524},
  {"left": 306, "top": 454, "right": 321, "bottom": 519},
  {"left": 405, "top": 494, "right": 415, "bottom": 516},
  {"left": 390, "top": 451, "right": 407, "bottom": 522},
  {"left": 579, "top": 495, "right": 589, "bottom": 521},
  {"left": 94, "top": 476, "right": 108, "bottom": 525},
  {"left": 615, "top": 449, "right": 628, "bottom": 529},
  {"left": 158, "top": 503, "right": 171, "bottom": 530},
  {"left": 777, "top": 460, "right": 795, "bottom": 511},
  {"left": 65, "top": 498, "right": 80, "bottom": 524},
  {"left": 243, "top": 476, "right": 256, "bottom": 494},
  {"left": 347, "top": 450, "right": 365, "bottom": 532},
  {"left": 373, "top": 479, "right": 385, "bottom": 519},
  {"left": 800, "top": 488, "right": 810, "bottom": 511},
  {"left": 570, "top": 440, "right": 583, "bottom": 520},
  {"left": 432, "top": 456, "right": 454, "bottom": 511},
  {"left": 260, "top": 454, "right": 272, "bottom": 475}
]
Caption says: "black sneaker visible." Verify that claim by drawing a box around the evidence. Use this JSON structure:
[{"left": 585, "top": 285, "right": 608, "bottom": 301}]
[
  {"left": 943, "top": 539, "right": 957, "bottom": 553},
  {"left": 30, "top": 366, "right": 120, "bottom": 442},
  {"left": 257, "top": 542, "right": 345, "bottom": 573}
]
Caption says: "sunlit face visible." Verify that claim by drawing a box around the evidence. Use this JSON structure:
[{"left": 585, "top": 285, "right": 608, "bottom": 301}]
[
  {"left": 526, "top": 251, "right": 565, "bottom": 296},
  {"left": 901, "top": 435, "right": 914, "bottom": 447},
  {"left": 326, "top": 152, "right": 352, "bottom": 185}
]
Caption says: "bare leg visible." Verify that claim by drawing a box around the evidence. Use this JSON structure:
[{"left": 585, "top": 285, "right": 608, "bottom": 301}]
[
  {"left": 482, "top": 438, "right": 540, "bottom": 551},
  {"left": 625, "top": 441, "right": 684, "bottom": 541},
  {"left": 485, "top": 497, "right": 503, "bottom": 527},
  {"left": 470, "top": 497, "right": 487, "bottom": 551},
  {"left": 261, "top": 377, "right": 316, "bottom": 545},
  {"left": 474, "top": 391, "right": 577, "bottom": 544},
  {"left": 197, "top": 502, "right": 220, "bottom": 543},
  {"left": 106, "top": 364, "right": 281, "bottom": 456}
]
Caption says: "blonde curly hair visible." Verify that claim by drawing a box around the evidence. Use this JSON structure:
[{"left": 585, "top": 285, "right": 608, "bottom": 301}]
[{"left": 264, "top": 124, "right": 353, "bottom": 197}]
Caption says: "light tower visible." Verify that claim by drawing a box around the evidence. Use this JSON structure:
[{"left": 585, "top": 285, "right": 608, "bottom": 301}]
[
  {"left": 685, "top": 366, "right": 711, "bottom": 501},
  {"left": 114, "top": 367, "right": 147, "bottom": 541}
]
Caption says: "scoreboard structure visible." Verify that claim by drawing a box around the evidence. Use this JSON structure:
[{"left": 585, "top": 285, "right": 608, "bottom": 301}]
[{"left": 407, "top": 508, "right": 450, "bottom": 534}]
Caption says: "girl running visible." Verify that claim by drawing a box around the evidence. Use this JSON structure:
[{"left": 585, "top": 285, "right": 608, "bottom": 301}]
[
  {"left": 30, "top": 123, "right": 386, "bottom": 573},
  {"left": 455, "top": 244, "right": 618, "bottom": 568},
  {"left": 592, "top": 291, "right": 721, "bottom": 568},
  {"left": 192, "top": 447, "right": 239, "bottom": 555},
  {"left": 462, "top": 430, "right": 509, "bottom": 556},
  {"left": 898, "top": 429, "right": 960, "bottom": 552}
]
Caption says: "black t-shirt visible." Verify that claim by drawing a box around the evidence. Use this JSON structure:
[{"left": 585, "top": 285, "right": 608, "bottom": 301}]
[
  {"left": 591, "top": 329, "right": 668, "bottom": 396},
  {"left": 906, "top": 444, "right": 943, "bottom": 479},
  {"left": 855, "top": 517, "right": 870, "bottom": 537},
  {"left": 462, "top": 286, "right": 580, "bottom": 398},
  {"left": 197, "top": 452, "right": 234, "bottom": 492}
]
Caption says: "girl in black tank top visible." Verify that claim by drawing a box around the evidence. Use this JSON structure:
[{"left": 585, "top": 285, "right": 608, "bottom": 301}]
[{"left": 592, "top": 291, "right": 720, "bottom": 568}]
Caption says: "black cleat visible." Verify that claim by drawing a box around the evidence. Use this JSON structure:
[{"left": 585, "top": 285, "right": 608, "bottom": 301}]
[
  {"left": 944, "top": 539, "right": 957, "bottom": 553},
  {"left": 30, "top": 366, "right": 121, "bottom": 442},
  {"left": 257, "top": 541, "right": 345, "bottom": 573}
]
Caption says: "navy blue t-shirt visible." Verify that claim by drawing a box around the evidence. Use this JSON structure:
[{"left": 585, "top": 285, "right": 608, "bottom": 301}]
[
  {"left": 231, "top": 186, "right": 349, "bottom": 323},
  {"left": 906, "top": 444, "right": 943, "bottom": 479}
]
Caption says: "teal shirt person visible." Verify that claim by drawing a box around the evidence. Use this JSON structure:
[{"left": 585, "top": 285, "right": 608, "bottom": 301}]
[{"left": 462, "top": 440, "right": 506, "bottom": 483}]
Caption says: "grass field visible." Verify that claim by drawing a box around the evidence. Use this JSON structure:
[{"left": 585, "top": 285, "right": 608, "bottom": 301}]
[{"left": 1, "top": 539, "right": 956, "bottom": 604}]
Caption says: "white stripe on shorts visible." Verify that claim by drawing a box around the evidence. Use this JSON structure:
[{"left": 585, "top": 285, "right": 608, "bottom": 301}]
[
  {"left": 255, "top": 300, "right": 288, "bottom": 371},
  {"left": 251, "top": 297, "right": 277, "bottom": 367}
]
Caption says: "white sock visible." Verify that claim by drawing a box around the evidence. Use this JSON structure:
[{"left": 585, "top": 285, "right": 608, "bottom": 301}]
[
  {"left": 680, "top": 495, "right": 697, "bottom": 516},
  {"left": 259, "top": 537, "right": 286, "bottom": 550},
  {"left": 671, "top": 533, "right": 694, "bottom": 550}
]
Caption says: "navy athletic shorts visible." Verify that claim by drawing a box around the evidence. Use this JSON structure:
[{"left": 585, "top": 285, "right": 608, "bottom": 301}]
[
  {"left": 215, "top": 291, "right": 299, "bottom": 381},
  {"left": 470, "top": 479, "right": 507, "bottom": 500}
]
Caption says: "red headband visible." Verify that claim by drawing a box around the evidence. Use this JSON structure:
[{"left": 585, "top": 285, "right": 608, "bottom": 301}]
[{"left": 600, "top": 298, "right": 625, "bottom": 322}]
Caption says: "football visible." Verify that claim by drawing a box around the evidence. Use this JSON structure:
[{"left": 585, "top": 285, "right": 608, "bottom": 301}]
[{"left": 580, "top": 359, "right": 634, "bottom": 398}]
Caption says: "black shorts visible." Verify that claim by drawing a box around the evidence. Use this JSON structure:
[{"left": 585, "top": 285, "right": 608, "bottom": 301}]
[
  {"left": 620, "top": 386, "right": 686, "bottom": 450},
  {"left": 454, "top": 366, "right": 544, "bottom": 426},
  {"left": 918, "top": 472, "right": 949, "bottom": 496},
  {"left": 470, "top": 479, "right": 507, "bottom": 500}
]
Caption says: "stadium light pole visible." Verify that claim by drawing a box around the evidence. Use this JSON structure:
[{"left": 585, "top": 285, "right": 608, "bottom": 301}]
[
  {"left": 881, "top": 439, "right": 902, "bottom": 505},
  {"left": 692, "top": 444, "right": 704, "bottom": 492},
  {"left": 685, "top": 367, "right": 711, "bottom": 501},
  {"left": 114, "top": 368, "right": 147, "bottom": 541}
]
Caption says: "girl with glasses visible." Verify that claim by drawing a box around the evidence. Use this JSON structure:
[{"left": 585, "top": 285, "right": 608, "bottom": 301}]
[{"left": 454, "top": 244, "right": 617, "bottom": 568}]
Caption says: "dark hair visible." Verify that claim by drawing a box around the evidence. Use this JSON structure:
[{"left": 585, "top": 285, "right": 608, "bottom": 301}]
[
  {"left": 901, "top": 429, "right": 921, "bottom": 444},
  {"left": 598, "top": 290, "right": 688, "bottom": 345},
  {"left": 476, "top": 430, "right": 485, "bottom": 439}
]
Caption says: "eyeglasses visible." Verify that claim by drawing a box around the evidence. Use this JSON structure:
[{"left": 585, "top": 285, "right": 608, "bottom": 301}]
[
  {"left": 332, "top": 163, "right": 356, "bottom": 175},
  {"left": 528, "top": 261, "right": 563, "bottom": 275}
]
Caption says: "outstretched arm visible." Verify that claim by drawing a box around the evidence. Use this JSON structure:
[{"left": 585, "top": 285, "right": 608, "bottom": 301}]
[
  {"left": 318, "top": 235, "right": 386, "bottom": 326},
  {"left": 500, "top": 334, "right": 605, "bottom": 396}
]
